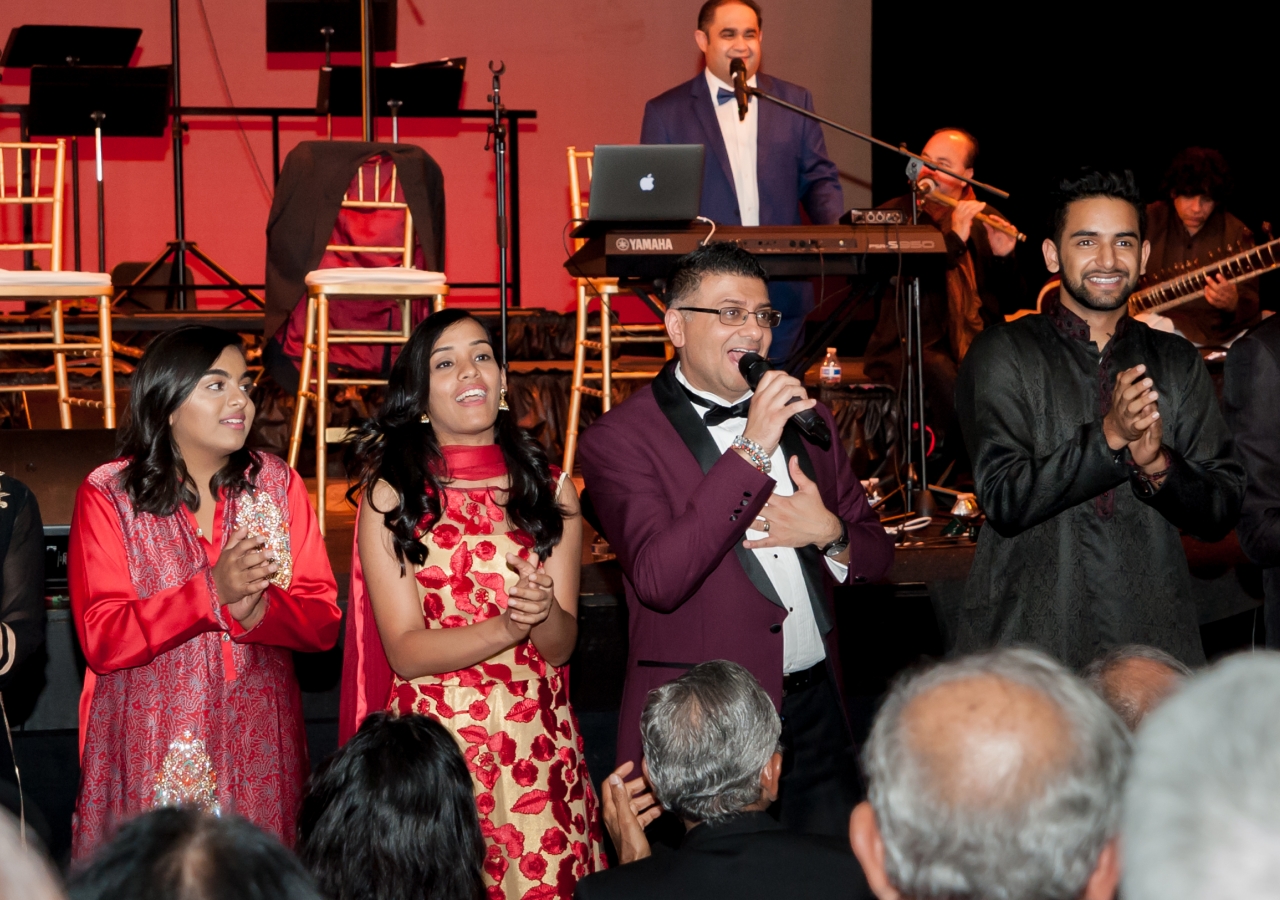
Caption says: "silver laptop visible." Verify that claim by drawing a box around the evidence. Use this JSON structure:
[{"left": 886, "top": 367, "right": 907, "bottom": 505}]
[{"left": 587, "top": 144, "right": 704, "bottom": 222}]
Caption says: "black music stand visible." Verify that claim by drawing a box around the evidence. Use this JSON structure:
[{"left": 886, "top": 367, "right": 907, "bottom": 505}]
[
  {"left": 265, "top": 0, "right": 397, "bottom": 52},
  {"left": 320, "top": 60, "right": 466, "bottom": 125},
  {"left": 0, "top": 25, "right": 141, "bottom": 271},
  {"left": 0, "top": 25, "right": 140, "bottom": 68},
  {"left": 28, "top": 66, "right": 170, "bottom": 275}
]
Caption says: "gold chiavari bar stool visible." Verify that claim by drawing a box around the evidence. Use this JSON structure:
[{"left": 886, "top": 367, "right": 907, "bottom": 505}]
[
  {"left": 0, "top": 139, "right": 115, "bottom": 428},
  {"left": 286, "top": 154, "right": 448, "bottom": 533},
  {"left": 562, "top": 146, "right": 672, "bottom": 474}
]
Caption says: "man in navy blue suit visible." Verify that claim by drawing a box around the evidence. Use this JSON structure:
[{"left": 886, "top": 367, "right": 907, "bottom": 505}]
[{"left": 640, "top": 0, "right": 844, "bottom": 364}]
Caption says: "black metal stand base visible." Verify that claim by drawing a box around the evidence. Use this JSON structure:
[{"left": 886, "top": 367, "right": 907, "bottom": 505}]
[{"left": 112, "top": 240, "right": 264, "bottom": 311}]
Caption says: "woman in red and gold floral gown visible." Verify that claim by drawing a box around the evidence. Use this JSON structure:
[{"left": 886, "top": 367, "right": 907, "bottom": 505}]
[
  {"left": 68, "top": 326, "right": 341, "bottom": 860},
  {"left": 341, "top": 310, "right": 604, "bottom": 900}
]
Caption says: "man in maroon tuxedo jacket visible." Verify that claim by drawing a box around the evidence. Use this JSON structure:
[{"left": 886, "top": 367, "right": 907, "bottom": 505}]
[{"left": 579, "top": 243, "right": 894, "bottom": 838}]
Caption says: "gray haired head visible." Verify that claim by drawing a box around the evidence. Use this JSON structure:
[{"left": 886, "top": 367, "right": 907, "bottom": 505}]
[
  {"left": 1122, "top": 652, "right": 1280, "bottom": 900},
  {"left": 640, "top": 659, "right": 781, "bottom": 825},
  {"left": 1081, "top": 644, "right": 1193, "bottom": 731},
  {"left": 863, "top": 648, "right": 1131, "bottom": 900}
]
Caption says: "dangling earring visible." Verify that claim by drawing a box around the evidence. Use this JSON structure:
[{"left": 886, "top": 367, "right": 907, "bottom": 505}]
[
  {"left": 419, "top": 412, "right": 431, "bottom": 424},
  {"left": 498, "top": 388, "right": 510, "bottom": 412}
]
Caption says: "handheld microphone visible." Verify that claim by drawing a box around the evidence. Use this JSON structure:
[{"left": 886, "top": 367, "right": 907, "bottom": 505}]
[
  {"left": 737, "top": 352, "right": 832, "bottom": 447},
  {"left": 730, "top": 58, "right": 750, "bottom": 122}
]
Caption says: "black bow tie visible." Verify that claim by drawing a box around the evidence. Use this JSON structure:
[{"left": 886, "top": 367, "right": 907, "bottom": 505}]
[{"left": 681, "top": 383, "right": 751, "bottom": 427}]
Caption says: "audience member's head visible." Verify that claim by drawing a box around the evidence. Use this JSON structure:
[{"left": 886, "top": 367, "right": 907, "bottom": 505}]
[
  {"left": 851, "top": 648, "right": 1131, "bottom": 900},
  {"left": 1082, "top": 644, "right": 1193, "bottom": 730},
  {"left": 640, "top": 659, "right": 782, "bottom": 826},
  {"left": 1123, "top": 652, "right": 1280, "bottom": 900},
  {"left": 0, "top": 810, "right": 62, "bottom": 900},
  {"left": 296, "top": 712, "right": 485, "bottom": 900},
  {"left": 68, "top": 807, "right": 321, "bottom": 900}
]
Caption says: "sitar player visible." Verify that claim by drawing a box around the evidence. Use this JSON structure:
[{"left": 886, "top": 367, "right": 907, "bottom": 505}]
[{"left": 1143, "top": 147, "right": 1261, "bottom": 346}]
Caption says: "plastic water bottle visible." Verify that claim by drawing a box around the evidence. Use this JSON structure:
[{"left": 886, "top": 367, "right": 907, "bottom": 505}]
[{"left": 820, "top": 348, "right": 842, "bottom": 385}]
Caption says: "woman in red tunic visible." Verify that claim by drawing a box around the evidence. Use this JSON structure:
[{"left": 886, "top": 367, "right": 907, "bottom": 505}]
[
  {"left": 341, "top": 310, "right": 604, "bottom": 900},
  {"left": 68, "top": 326, "right": 341, "bottom": 860}
]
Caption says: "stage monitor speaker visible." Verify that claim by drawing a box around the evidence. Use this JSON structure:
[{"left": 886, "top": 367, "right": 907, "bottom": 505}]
[
  {"left": 266, "top": 0, "right": 397, "bottom": 53},
  {"left": 0, "top": 429, "right": 118, "bottom": 526}
]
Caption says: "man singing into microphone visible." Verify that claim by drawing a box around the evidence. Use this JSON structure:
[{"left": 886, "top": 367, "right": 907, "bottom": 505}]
[
  {"left": 579, "top": 243, "right": 893, "bottom": 838},
  {"left": 640, "top": 0, "right": 844, "bottom": 363}
]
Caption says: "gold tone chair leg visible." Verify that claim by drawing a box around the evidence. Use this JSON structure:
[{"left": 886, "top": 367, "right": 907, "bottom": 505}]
[
  {"left": 563, "top": 283, "right": 591, "bottom": 474},
  {"left": 288, "top": 296, "right": 318, "bottom": 470},
  {"left": 315, "top": 293, "right": 331, "bottom": 536},
  {"left": 98, "top": 294, "right": 116, "bottom": 428},
  {"left": 52, "top": 299, "right": 72, "bottom": 429},
  {"left": 600, "top": 292, "right": 613, "bottom": 413},
  {"left": 432, "top": 293, "right": 446, "bottom": 314}
]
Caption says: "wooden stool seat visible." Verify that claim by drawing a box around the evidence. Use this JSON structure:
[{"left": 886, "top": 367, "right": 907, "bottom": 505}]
[
  {"left": 0, "top": 139, "right": 116, "bottom": 429},
  {"left": 285, "top": 153, "right": 447, "bottom": 534}
]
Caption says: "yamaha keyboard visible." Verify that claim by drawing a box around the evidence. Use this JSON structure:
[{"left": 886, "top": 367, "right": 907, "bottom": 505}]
[{"left": 565, "top": 224, "right": 945, "bottom": 280}]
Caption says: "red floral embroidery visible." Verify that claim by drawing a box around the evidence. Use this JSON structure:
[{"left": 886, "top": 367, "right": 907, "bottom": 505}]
[
  {"left": 519, "top": 852, "right": 548, "bottom": 881},
  {"left": 388, "top": 486, "right": 604, "bottom": 898},
  {"left": 512, "top": 759, "right": 539, "bottom": 787},
  {"left": 505, "top": 697, "right": 541, "bottom": 723},
  {"left": 540, "top": 827, "right": 568, "bottom": 855}
]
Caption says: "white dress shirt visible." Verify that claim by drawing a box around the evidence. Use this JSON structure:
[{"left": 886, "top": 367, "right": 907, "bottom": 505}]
[
  {"left": 676, "top": 365, "right": 846, "bottom": 672},
  {"left": 704, "top": 68, "right": 760, "bottom": 227}
]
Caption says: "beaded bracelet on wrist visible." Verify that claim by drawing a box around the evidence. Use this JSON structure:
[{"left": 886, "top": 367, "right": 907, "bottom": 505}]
[{"left": 731, "top": 435, "right": 772, "bottom": 474}]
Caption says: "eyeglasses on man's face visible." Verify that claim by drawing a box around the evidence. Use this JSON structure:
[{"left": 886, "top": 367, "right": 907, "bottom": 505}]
[{"left": 679, "top": 306, "right": 783, "bottom": 328}]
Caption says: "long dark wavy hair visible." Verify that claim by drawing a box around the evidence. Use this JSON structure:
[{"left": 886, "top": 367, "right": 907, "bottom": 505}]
[
  {"left": 347, "top": 309, "right": 563, "bottom": 572},
  {"left": 296, "top": 712, "right": 486, "bottom": 900},
  {"left": 117, "top": 325, "right": 260, "bottom": 516}
]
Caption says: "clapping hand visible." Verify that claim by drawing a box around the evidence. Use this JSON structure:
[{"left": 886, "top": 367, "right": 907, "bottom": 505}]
[
  {"left": 212, "top": 526, "right": 275, "bottom": 627},
  {"left": 602, "top": 761, "right": 661, "bottom": 864},
  {"left": 502, "top": 552, "right": 555, "bottom": 640},
  {"left": 1103, "top": 365, "right": 1160, "bottom": 449},
  {"left": 1102, "top": 364, "right": 1167, "bottom": 477}
]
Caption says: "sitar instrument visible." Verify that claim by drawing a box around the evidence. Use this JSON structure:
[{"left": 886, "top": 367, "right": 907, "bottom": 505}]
[{"left": 1129, "top": 235, "right": 1280, "bottom": 317}]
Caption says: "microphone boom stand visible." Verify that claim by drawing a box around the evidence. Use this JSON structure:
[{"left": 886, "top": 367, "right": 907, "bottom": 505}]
[
  {"left": 742, "top": 83, "right": 1012, "bottom": 516},
  {"left": 486, "top": 61, "right": 510, "bottom": 367}
]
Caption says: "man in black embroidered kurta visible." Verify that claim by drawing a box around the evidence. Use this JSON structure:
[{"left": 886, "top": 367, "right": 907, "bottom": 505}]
[{"left": 955, "top": 169, "right": 1244, "bottom": 668}]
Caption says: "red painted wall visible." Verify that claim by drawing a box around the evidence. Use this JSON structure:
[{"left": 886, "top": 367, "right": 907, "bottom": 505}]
[{"left": 1, "top": 0, "right": 870, "bottom": 315}]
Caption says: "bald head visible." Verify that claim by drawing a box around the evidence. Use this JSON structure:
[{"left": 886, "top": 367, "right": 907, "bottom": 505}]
[
  {"left": 904, "top": 674, "right": 1073, "bottom": 810},
  {"left": 856, "top": 649, "right": 1131, "bottom": 900},
  {"left": 1083, "top": 645, "right": 1192, "bottom": 731}
]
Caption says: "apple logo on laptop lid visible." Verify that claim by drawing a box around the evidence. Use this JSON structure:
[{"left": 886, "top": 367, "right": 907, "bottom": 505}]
[{"left": 639, "top": 173, "right": 655, "bottom": 192}]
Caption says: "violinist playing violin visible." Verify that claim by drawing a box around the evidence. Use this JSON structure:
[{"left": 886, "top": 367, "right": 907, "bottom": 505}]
[{"left": 862, "top": 127, "right": 1025, "bottom": 476}]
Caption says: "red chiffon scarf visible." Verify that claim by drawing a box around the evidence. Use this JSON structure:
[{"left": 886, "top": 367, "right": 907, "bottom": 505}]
[{"left": 338, "top": 442, "right": 508, "bottom": 744}]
